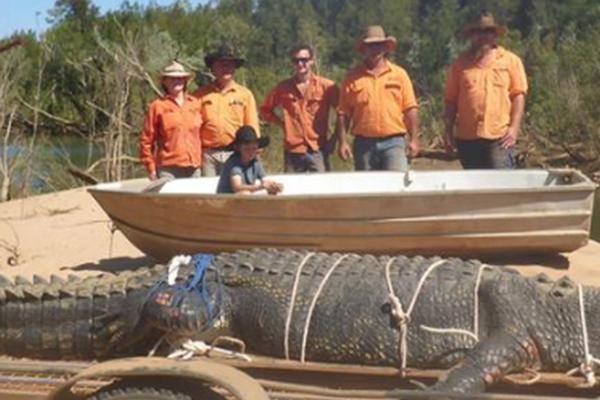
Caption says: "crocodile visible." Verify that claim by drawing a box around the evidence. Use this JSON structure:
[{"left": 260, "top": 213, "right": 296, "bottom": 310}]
[
  {"left": 142, "top": 249, "right": 600, "bottom": 393},
  {"left": 0, "top": 249, "right": 598, "bottom": 394}
]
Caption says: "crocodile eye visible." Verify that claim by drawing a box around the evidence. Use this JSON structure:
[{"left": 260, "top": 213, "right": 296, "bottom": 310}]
[{"left": 381, "top": 303, "right": 392, "bottom": 314}]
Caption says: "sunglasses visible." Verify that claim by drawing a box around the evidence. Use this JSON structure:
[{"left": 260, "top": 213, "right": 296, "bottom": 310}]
[{"left": 292, "top": 57, "right": 311, "bottom": 64}]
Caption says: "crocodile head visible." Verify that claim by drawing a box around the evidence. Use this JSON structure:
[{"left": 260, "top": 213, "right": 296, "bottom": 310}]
[{"left": 141, "top": 281, "right": 223, "bottom": 338}]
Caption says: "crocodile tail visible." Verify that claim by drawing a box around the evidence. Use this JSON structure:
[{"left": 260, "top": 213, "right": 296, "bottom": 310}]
[{"left": 0, "top": 267, "right": 173, "bottom": 360}]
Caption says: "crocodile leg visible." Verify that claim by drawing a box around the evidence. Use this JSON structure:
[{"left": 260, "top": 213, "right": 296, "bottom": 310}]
[{"left": 432, "top": 331, "right": 540, "bottom": 392}]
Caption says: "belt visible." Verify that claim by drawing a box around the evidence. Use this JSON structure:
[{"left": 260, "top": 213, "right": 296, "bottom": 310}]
[{"left": 355, "top": 133, "right": 405, "bottom": 140}]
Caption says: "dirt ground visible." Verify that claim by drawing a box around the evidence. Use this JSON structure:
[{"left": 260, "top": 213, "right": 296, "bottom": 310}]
[{"left": 0, "top": 158, "right": 598, "bottom": 284}]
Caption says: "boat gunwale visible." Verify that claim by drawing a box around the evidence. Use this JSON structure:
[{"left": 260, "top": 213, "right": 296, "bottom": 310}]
[{"left": 88, "top": 169, "right": 597, "bottom": 200}]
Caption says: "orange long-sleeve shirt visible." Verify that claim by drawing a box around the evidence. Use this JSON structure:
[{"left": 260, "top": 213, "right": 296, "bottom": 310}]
[
  {"left": 260, "top": 75, "right": 338, "bottom": 154},
  {"left": 194, "top": 82, "right": 260, "bottom": 149},
  {"left": 338, "top": 60, "right": 418, "bottom": 138},
  {"left": 445, "top": 46, "right": 528, "bottom": 140},
  {"left": 139, "top": 94, "right": 202, "bottom": 175}
]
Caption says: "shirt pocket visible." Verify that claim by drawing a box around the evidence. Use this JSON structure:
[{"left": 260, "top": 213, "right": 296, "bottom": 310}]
[
  {"left": 306, "top": 95, "right": 323, "bottom": 115},
  {"left": 461, "top": 73, "right": 479, "bottom": 94},
  {"left": 384, "top": 81, "right": 403, "bottom": 103},
  {"left": 281, "top": 93, "right": 298, "bottom": 112},
  {"left": 492, "top": 67, "right": 510, "bottom": 90},
  {"left": 200, "top": 99, "right": 215, "bottom": 120},
  {"left": 159, "top": 111, "right": 180, "bottom": 135},
  {"left": 228, "top": 98, "right": 246, "bottom": 123},
  {"left": 349, "top": 82, "right": 369, "bottom": 105}
]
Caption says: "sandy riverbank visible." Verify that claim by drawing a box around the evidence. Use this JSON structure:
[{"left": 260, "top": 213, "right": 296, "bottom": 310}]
[{"left": 0, "top": 182, "right": 598, "bottom": 284}]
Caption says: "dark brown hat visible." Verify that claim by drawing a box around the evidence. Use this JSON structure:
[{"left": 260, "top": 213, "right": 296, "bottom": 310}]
[
  {"left": 462, "top": 11, "right": 507, "bottom": 37},
  {"left": 226, "top": 126, "right": 270, "bottom": 151},
  {"left": 204, "top": 43, "right": 245, "bottom": 69}
]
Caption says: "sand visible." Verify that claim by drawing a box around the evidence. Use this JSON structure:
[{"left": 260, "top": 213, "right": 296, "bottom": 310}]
[
  {"left": 0, "top": 183, "right": 598, "bottom": 284},
  {"left": 0, "top": 186, "right": 147, "bottom": 279}
]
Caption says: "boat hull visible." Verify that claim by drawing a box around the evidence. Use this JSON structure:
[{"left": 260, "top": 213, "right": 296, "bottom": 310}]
[{"left": 89, "top": 170, "right": 596, "bottom": 261}]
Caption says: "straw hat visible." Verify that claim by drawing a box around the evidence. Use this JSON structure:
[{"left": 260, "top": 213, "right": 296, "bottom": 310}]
[
  {"left": 159, "top": 61, "right": 193, "bottom": 80},
  {"left": 462, "top": 11, "right": 507, "bottom": 37},
  {"left": 204, "top": 43, "right": 245, "bottom": 69},
  {"left": 354, "top": 25, "right": 397, "bottom": 53}
]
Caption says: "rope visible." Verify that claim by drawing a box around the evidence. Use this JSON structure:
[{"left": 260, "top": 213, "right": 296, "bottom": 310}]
[
  {"left": 566, "top": 283, "right": 600, "bottom": 387},
  {"left": 284, "top": 252, "right": 315, "bottom": 360},
  {"left": 503, "top": 368, "right": 542, "bottom": 386},
  {"left": 419, "top": 263, "right": 491, "bottom": 342},
  {"left": 384, "top": 257, "right": 446, "bottom": 375},
  {"left": 472, "top": 264, "right": 491, "bottom": 339},
  {"left": 167, "top": 339, "right": 252, "bottom": 361},
  {"left": 300, "top": 254, "right": 350, "bottom": 362},
  {"left": 166, "top": 254, "right": 192, "bottom": 285}
]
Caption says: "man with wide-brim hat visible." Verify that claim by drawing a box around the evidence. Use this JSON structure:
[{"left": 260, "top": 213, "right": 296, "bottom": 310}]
[
  {"left": 139, "top": 60, "right": 202, "bottom": 182},
  {"left": 336, "top": 25, "right": 420, "bottom": 172},
  {"left": 194, "top": 43, "right": 260, "bottom": 177},
  {"left": 444, "top": 11, "right": 527, "bottom": 169},
  {"left": 216, "top": 125, "right": 283, "bottom": 195},
  {"left": 204, "top": 43, "right": 245, "bottom": 69}
]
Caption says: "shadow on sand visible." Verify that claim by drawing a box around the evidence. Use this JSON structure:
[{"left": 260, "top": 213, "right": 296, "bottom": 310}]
[
  {"left": 65, "top": 255, "right": 158, "bottom": 274},
  {"left": 479, "top": 252, "right": 570, "bottom": 270}
]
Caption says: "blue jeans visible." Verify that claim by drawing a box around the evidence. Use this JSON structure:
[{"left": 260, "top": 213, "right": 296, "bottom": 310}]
[
  {"left": 285, "top": 151, "right": 326, "bottom": 173},
  {"left": 456, "top": 139, "right": 515, "bottom": 169},
  {"left": 353, "top": 135, "right": 408, "bottom": 172}
]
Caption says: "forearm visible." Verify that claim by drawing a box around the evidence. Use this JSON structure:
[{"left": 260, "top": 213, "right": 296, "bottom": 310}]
[
  {"left": 232, "top": 181, "right": 262, "bottom": 193},
  {"left": 404, "top": 107, "right": 420, "bottom": 142},
  {"left": 508, "top": 94, "right": 525, "bottom": 136},
  {"left": 444, "top": 102, "right": 457, "bottom": 138},
  {"left": 335, "top": 114, "right": 350, "bottom": 144}
]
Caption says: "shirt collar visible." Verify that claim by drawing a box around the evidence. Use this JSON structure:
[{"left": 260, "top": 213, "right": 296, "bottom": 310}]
[
  {"left": 359, "top": 59, "right": 392, "bottom": 76},
  {"left": 211, "top": 81, "right": 239, "bottom": 94}
]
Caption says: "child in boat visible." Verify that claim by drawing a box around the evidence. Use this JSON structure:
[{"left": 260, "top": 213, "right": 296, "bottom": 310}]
[{"left": 216, "top": 126, "right": 284, "bottom": 195}]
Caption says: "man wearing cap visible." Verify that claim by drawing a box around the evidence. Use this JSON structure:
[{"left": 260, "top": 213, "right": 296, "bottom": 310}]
[
  {"left": 336, "top": 26, "right": 420, "bottom": 172},
  {"left": 260, "top": 44, "right": 339, "bottom": 173},
  {"left": 216, "top": 126, "right": 283, "bottom": 195},
  {"left": 444, "top": 11, "right": 527, "bottom": 169},
  {"left": 139, "top": 61, "right": 202, "bottom": 180},
  {"left": 194, "top": 44, "right": 260, "bottom": 176}
]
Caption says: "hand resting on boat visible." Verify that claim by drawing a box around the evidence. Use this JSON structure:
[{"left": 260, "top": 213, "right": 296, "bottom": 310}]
[{"left": 261, "top": 179, "right": 284, "bottom": 195}]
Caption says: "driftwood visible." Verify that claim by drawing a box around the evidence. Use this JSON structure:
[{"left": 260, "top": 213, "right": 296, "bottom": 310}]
[{"left": 66, "top": 166, "right": 99, "bottom": 185}]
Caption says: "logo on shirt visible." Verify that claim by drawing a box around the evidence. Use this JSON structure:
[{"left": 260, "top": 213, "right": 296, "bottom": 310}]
[{"left": 229, "top": 98, "right": 245, "bottom": 106}]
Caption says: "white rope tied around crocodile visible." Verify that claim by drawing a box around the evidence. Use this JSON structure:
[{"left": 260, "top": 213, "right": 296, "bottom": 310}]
[
  {"left": 167, "top": 339, "right": 252, "bottom": 361},
  {"left": 384, "top": 257, "right": 447, "bottom": 376},
  {"left": 284, "top": 252, "right": 316, "bottom": 360},
  {"left": 166, "top": 254, "right": 192, "bottom": 285},
  {"left": 567, "top": 283, "right": 600, "bottom": 387},
  {"left": 300, "top": 254, "right": 350, "bottom": 362},
  {"left": 419, "top": 263, "right": 492, "bottom": 342}
]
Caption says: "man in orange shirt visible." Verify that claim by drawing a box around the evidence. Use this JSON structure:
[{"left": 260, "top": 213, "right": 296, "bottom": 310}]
[
  {"left": 444, "top": 11, "right": 527, "bottom": 169},
  {"left": 194, "top": 44, "right": 260, "bottom": 176},
  {"left": 260, "top": 45, "right": 338, "bottom": 173},
  {"left": 139, "top": 61, "right": 202, "bottom": 180},
  {"left": 337, "top": 26, "right": 420, "bottom": 172}
]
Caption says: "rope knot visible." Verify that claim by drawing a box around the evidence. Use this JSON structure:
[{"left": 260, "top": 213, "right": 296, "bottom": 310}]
[
  {"left": 388, "top": 294, "right": 409, "bottom": 326},
  {"left": 567, "top": 361, "right": 599, "bottom": 387}
]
